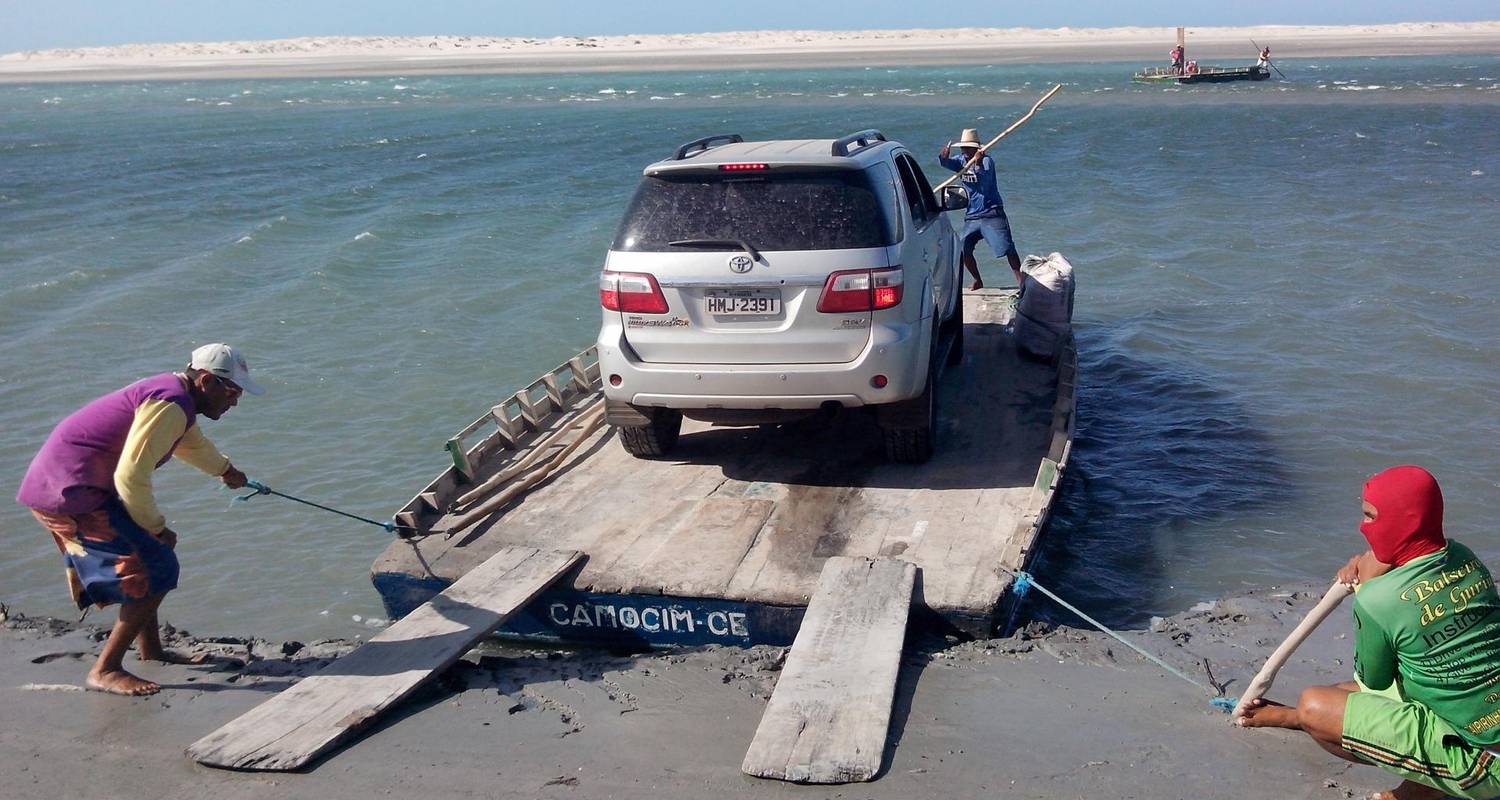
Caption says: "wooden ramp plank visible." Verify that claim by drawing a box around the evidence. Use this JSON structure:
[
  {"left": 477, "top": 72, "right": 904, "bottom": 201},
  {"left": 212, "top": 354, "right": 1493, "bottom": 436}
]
[
  {"left": 741, "top": 557, "right": 916, "bottom": 784},
  {"left": 187, "top": 546, "right": 581, "bottom": 771}
]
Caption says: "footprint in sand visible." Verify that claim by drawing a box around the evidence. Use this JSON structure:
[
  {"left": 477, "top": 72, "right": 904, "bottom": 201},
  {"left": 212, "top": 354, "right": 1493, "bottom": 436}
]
[{"left": 30, "top": 651, "right": 88, "bottom": 664}]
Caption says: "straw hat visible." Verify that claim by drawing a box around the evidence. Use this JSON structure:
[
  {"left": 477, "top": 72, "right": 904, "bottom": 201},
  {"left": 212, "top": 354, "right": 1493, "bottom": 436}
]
[{"left": 954, "top": 128, "right": 983, "bottom": 149}]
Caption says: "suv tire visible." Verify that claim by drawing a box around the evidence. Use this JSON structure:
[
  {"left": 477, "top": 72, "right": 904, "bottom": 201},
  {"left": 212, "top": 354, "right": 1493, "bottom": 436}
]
[
  {"left": 878, "top": 372, "right": 936, "bottom": 464},
  {"left": 617, "top": 407, "right": 682, "bottom": 458}
]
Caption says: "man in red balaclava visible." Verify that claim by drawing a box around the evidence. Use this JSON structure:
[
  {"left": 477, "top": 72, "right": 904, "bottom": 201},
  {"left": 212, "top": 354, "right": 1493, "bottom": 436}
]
[{"left": 1241, "top": 466, "right": 1500, "bottom": 800}]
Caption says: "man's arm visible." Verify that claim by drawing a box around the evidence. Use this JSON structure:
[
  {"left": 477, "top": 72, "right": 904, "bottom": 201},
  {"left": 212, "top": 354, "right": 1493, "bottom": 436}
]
[
  {"left": 1352, "top": 600, "right": 1398, "bottom": 690},
  {"left": 173, "top": 424, "right": 246, "bottom": 488},
  {"left": 938, "top": 146, "right": 966, "bottom": 173},
  {"left": 114, "top": 400, "right": 190, "bottom": 534}
]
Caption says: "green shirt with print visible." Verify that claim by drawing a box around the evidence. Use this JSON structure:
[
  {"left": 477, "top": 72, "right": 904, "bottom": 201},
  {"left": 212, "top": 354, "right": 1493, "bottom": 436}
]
[{"left": 1353, "top": 540, "right": 1500, "bottom": 746}]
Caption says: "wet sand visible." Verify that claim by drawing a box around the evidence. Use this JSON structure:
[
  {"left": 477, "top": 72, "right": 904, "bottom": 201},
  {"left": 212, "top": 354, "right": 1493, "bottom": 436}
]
[
  {"left": 0, "top": 585, "right": 1396, "bottom": 798},
  {"left": 2, "top": 22, "right": 1498, "bottom": 83}
]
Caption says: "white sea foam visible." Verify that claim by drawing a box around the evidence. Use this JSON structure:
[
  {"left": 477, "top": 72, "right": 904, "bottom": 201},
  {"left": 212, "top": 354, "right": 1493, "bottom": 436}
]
[{"left": 354, "top": 231, "right": 375, "bottom": 241}]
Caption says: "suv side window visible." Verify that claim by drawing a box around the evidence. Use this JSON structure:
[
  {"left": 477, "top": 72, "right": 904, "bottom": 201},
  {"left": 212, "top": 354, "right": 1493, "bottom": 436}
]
[
  {"left": 902, "top": 155, "right": 943, "bottom": 216},
  {"left": 866, "top": 162, "right": 903, "bottom": 244},
  {"left": 893, "top": 155, "right": 931, "bottom": 230}
]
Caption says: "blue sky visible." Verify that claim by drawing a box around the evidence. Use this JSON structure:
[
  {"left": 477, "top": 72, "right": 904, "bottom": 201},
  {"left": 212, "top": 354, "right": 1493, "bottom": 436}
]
[{"left": 4, "top": 0, "right": 1497, "bottom": 53}]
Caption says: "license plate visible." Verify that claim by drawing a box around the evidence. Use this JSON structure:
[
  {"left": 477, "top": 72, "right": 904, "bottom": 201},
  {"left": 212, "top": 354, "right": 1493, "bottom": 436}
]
[{"left": 704, "top": 289, "right": 781, "bottom": 316}]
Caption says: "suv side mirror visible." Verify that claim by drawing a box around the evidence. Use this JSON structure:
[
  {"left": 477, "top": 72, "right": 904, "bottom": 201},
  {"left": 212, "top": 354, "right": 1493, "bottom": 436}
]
[{"left": 939, "top": 186, "right": 969, "bottom": 211}]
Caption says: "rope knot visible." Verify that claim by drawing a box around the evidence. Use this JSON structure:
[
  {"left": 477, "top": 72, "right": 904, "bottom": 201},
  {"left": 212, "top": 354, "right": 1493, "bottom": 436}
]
[{"left": 1012, "top": 571, "right": 1034, "bottom": 598}]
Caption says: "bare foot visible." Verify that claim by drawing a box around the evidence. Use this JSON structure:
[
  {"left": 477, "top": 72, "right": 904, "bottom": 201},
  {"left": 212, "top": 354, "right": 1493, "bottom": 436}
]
[
  {"left": 1236, "top": 698, "right": 1298, "bottom": 729},
  {"left": 137, "top": 648, "right": 209, "bottom": 666},
  {"left": 86, "top": 668, "right": 160, "bottom": 696},
  {"left": 969, "top": 279, "right": 984, "bottom": 290},
  {"left": 1371, "top": 780, "right": 1446, "bottom": 800}
]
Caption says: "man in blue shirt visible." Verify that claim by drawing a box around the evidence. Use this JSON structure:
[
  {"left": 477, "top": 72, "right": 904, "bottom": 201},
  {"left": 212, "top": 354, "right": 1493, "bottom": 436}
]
[{"left": 939, "top": 128, "right": 1023, "bottom": 291}]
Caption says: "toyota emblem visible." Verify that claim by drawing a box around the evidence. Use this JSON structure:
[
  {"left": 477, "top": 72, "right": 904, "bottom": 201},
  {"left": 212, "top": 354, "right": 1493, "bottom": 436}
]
[{"left": 728, "top": 255, "right": 753, "bottom": 274}]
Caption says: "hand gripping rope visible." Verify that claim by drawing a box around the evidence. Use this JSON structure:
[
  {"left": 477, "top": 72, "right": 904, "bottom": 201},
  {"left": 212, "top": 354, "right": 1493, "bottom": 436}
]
[{"left": 232, "top": 479, "right": 415, "bottom": 536}]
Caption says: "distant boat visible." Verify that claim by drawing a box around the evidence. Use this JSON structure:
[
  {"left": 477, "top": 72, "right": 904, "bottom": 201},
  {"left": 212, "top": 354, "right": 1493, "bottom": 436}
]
[
  {"left": 1135, "top": 26, "right": 1274, "bottom": 84},
  {"left": 1133, "top": 64, "right": 1272, "bottom": 84}
]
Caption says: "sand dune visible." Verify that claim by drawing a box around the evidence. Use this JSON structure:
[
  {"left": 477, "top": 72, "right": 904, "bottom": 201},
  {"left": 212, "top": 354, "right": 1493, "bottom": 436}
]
[{"left": 2, "top": 22, "right": 1498, "bottom": 82}]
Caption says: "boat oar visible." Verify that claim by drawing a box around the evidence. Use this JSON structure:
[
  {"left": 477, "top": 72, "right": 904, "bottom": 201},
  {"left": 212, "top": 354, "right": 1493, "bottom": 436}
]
[
  {"left": 233, "top": 478, "right": 417, "bottom": 536},
  {"left": 933, "top": 83, "right": 1063, "bottom": 192},
  {"left": 1250, "top": 38, "right": 1287, "bottom": 79}
]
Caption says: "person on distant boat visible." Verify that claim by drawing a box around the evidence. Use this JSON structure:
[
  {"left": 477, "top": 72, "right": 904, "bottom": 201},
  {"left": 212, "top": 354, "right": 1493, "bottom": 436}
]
[
  {"left": 1239, "top": 466, "right": 1500, "bottom": 800},
  {"left": 1186, "top": 60, "right": 1200, "bottom": 76},
  {"left": 1170, "top": 44, "right": 1185, "bottom": 75},
  {"left": 939, "top": 128, "right": 1023, "bottom": 291},
  {"left": 16, "top": 344, "right": 263, "bottom": 696},
  {"left": 1257, "top": 47, "right": 1272, "bottom": 69}
]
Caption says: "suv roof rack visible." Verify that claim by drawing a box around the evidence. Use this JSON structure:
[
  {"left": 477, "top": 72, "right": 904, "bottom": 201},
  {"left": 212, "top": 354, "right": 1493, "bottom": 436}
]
[
  {"left": 831, "top": 129, "right": 887, "bottom": 157},
  {"left": 671, "top": 134, "right": 744, "bottom": 161}
]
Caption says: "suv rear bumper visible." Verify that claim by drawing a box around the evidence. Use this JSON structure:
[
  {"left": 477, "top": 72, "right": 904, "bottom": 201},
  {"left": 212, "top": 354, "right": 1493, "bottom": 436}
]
[{"left": 597, "top": 320, "right": 929, "bottom": 410}]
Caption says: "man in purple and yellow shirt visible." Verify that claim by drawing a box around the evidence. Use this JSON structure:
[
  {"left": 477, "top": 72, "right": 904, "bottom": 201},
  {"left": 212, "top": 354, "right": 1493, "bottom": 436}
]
[{"left": 17, "top": 343, "right": 264, "bottom": 696}]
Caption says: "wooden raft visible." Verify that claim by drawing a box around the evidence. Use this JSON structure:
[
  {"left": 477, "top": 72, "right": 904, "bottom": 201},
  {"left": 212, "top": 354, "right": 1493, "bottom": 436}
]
[
  {"left": 187, "top": 546, "right": 581, "bottom": 771},
  {"left": 741, "top": 557, "right": 916, "bottom": 783}
]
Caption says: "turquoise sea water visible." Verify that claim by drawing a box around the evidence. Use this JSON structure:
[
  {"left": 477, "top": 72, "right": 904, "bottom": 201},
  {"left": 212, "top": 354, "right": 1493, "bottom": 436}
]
[{"left": 2, "top": 56, "right": 1498, "bottom": 640}]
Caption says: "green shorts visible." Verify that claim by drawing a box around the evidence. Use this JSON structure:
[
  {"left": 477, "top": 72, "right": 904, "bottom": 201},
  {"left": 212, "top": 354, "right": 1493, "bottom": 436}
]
[{"left": 1343, "top": 687, "right": 1500, "bottom": 799}]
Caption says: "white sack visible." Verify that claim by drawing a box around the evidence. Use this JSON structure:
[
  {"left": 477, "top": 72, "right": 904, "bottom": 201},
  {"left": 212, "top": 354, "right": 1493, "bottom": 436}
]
[{"left": 1014, "top": 252, "right": 1075, "bottom": 359}]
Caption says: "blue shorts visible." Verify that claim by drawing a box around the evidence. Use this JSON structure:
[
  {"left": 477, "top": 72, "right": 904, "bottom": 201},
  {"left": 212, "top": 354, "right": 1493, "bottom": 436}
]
[
  {"left": 32, "top": 497, "right": 179, "bottom": 608},
  {"left": 961, "top": 216, "right": 1018, "bottom": 261}
]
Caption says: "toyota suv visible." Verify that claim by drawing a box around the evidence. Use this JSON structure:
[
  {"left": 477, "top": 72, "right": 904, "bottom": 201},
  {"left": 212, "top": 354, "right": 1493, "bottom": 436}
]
[{"left": 596, "top": 130, "right": 966, "bottom": 463}]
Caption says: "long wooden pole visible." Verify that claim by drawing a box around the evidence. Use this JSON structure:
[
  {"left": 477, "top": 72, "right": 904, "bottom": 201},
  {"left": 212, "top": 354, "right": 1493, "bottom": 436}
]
[
  {"left": 934, "top": 84, "right": 1063, "bottom": 192},
  {"left": 1232, "top": 582, "right": 1353, "bottom": 722}
]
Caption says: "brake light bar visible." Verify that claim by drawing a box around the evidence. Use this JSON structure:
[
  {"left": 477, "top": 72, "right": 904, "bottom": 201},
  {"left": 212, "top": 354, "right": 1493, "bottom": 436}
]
[
  {"left": 816, "top": 267, "right": 904, "bottom": 313},
  {"left": 719, "top": 163, "right": 769, "bottom": 172},
  {"left": 600, "top": 271, "right": 669, "bottom": 314}
]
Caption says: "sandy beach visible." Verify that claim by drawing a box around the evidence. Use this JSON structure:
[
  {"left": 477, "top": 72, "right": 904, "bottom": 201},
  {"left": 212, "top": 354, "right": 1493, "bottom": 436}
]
[
  {"left": 2, "top": 22, "right": 1498, "bottom": 82},
  {"left": 0, "top": 585, "right": 1401, "bottom": 798}
]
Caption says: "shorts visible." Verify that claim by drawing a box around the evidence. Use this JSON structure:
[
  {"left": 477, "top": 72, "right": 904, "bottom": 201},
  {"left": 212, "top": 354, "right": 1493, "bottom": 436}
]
[
  {"left": 30, "top": 497, "right": 179, "bottom": 609},
  {"left": 960, "top": 216, "right": 1018, "bottom": 261},
  {"left": 1342, "top": 689, "right": 1500, "bottom": 799}
]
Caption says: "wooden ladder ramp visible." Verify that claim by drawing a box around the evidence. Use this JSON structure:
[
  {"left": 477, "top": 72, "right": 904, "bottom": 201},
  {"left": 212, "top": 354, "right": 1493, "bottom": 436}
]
[
  {"left": 187, "top": 546, "right": 582, "bottom": 771},
  {"left": 741, "top": 556, "right": 916, "bottom": 784}
]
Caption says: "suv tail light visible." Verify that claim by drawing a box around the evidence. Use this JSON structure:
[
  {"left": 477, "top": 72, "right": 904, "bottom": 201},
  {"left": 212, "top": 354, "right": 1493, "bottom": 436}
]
[
  {"left": 600, "top": 271, "right": 669, "bottom": 314},
  {"left": 816, "top": 267, "right": 904, "bottom": 313}
]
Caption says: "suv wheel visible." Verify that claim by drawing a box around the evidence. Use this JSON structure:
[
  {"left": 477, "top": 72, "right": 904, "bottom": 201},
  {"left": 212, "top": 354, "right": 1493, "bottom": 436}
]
[
  {"left": 616, "top": 406, "right": 682, "bottom": 458},
  {"left": 877, "top": 372, "right": 936, "bottom": 464}
]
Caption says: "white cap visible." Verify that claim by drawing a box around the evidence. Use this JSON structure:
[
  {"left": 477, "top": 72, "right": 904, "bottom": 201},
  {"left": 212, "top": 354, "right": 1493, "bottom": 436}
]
[{"left": 188, "top": 343, "right": 265, "bottom": 395}]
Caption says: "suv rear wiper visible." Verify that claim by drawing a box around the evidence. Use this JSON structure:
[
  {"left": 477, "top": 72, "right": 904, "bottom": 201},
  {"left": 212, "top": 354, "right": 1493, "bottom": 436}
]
[{"left": 668, "top": 238, "right": 762, "bottom": 263}]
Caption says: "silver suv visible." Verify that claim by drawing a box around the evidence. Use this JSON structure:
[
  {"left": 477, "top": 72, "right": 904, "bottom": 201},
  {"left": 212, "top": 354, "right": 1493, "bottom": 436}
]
[{"left": 596, "top": 130, "right": 967, "bottom": 463}]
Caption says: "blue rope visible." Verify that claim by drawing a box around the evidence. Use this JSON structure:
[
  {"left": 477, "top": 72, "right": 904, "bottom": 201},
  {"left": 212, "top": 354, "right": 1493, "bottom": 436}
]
[
  {"left": 1010, "top": 570, "right": 1232, "bottom": 713},
  {"left": 232, "top": 478, "right": 406, "bottom": 534}
]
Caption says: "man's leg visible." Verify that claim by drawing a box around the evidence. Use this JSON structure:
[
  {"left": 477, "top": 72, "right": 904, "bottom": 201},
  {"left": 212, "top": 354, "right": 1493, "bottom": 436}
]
[
  {"left": 88, "top": 593, "right": 166, "bottom": 695},
  {"left": 962, "top": 252, "right": 983, "bottom": 290},
  {"left": 1241, "top": 686, "right": 1451, "bottom": 800},
  {"left": 135, "top": 608, "right": 208, "bottom": 665},
  {"left": 1007, "top": 251, "right": 1024, "bottom": 288},
  {"left": 958, "top": 223, "right": 984, "bottom": 290}
]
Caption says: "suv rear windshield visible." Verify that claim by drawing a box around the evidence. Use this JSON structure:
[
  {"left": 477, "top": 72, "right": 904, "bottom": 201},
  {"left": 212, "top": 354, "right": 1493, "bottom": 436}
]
[{"left": 612, "top": 169, "right": 898, "bottom": 252}]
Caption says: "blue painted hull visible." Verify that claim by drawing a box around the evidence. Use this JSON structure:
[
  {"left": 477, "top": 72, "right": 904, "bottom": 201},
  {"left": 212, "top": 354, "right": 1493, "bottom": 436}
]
[{"left": 373, "top": 572, "right": 807, "bottom": 647}]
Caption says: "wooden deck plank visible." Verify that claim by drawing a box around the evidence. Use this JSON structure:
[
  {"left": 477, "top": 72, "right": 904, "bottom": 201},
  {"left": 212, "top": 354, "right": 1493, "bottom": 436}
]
[
  {"left": 188, "top": 546, "right": 581, "bottom": 771},
  {"left": 616, "top": 497, "right": 773, "bottom": 596},
  {"left": 741, "top": 557, "right": 916, "bottom": 783}
]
